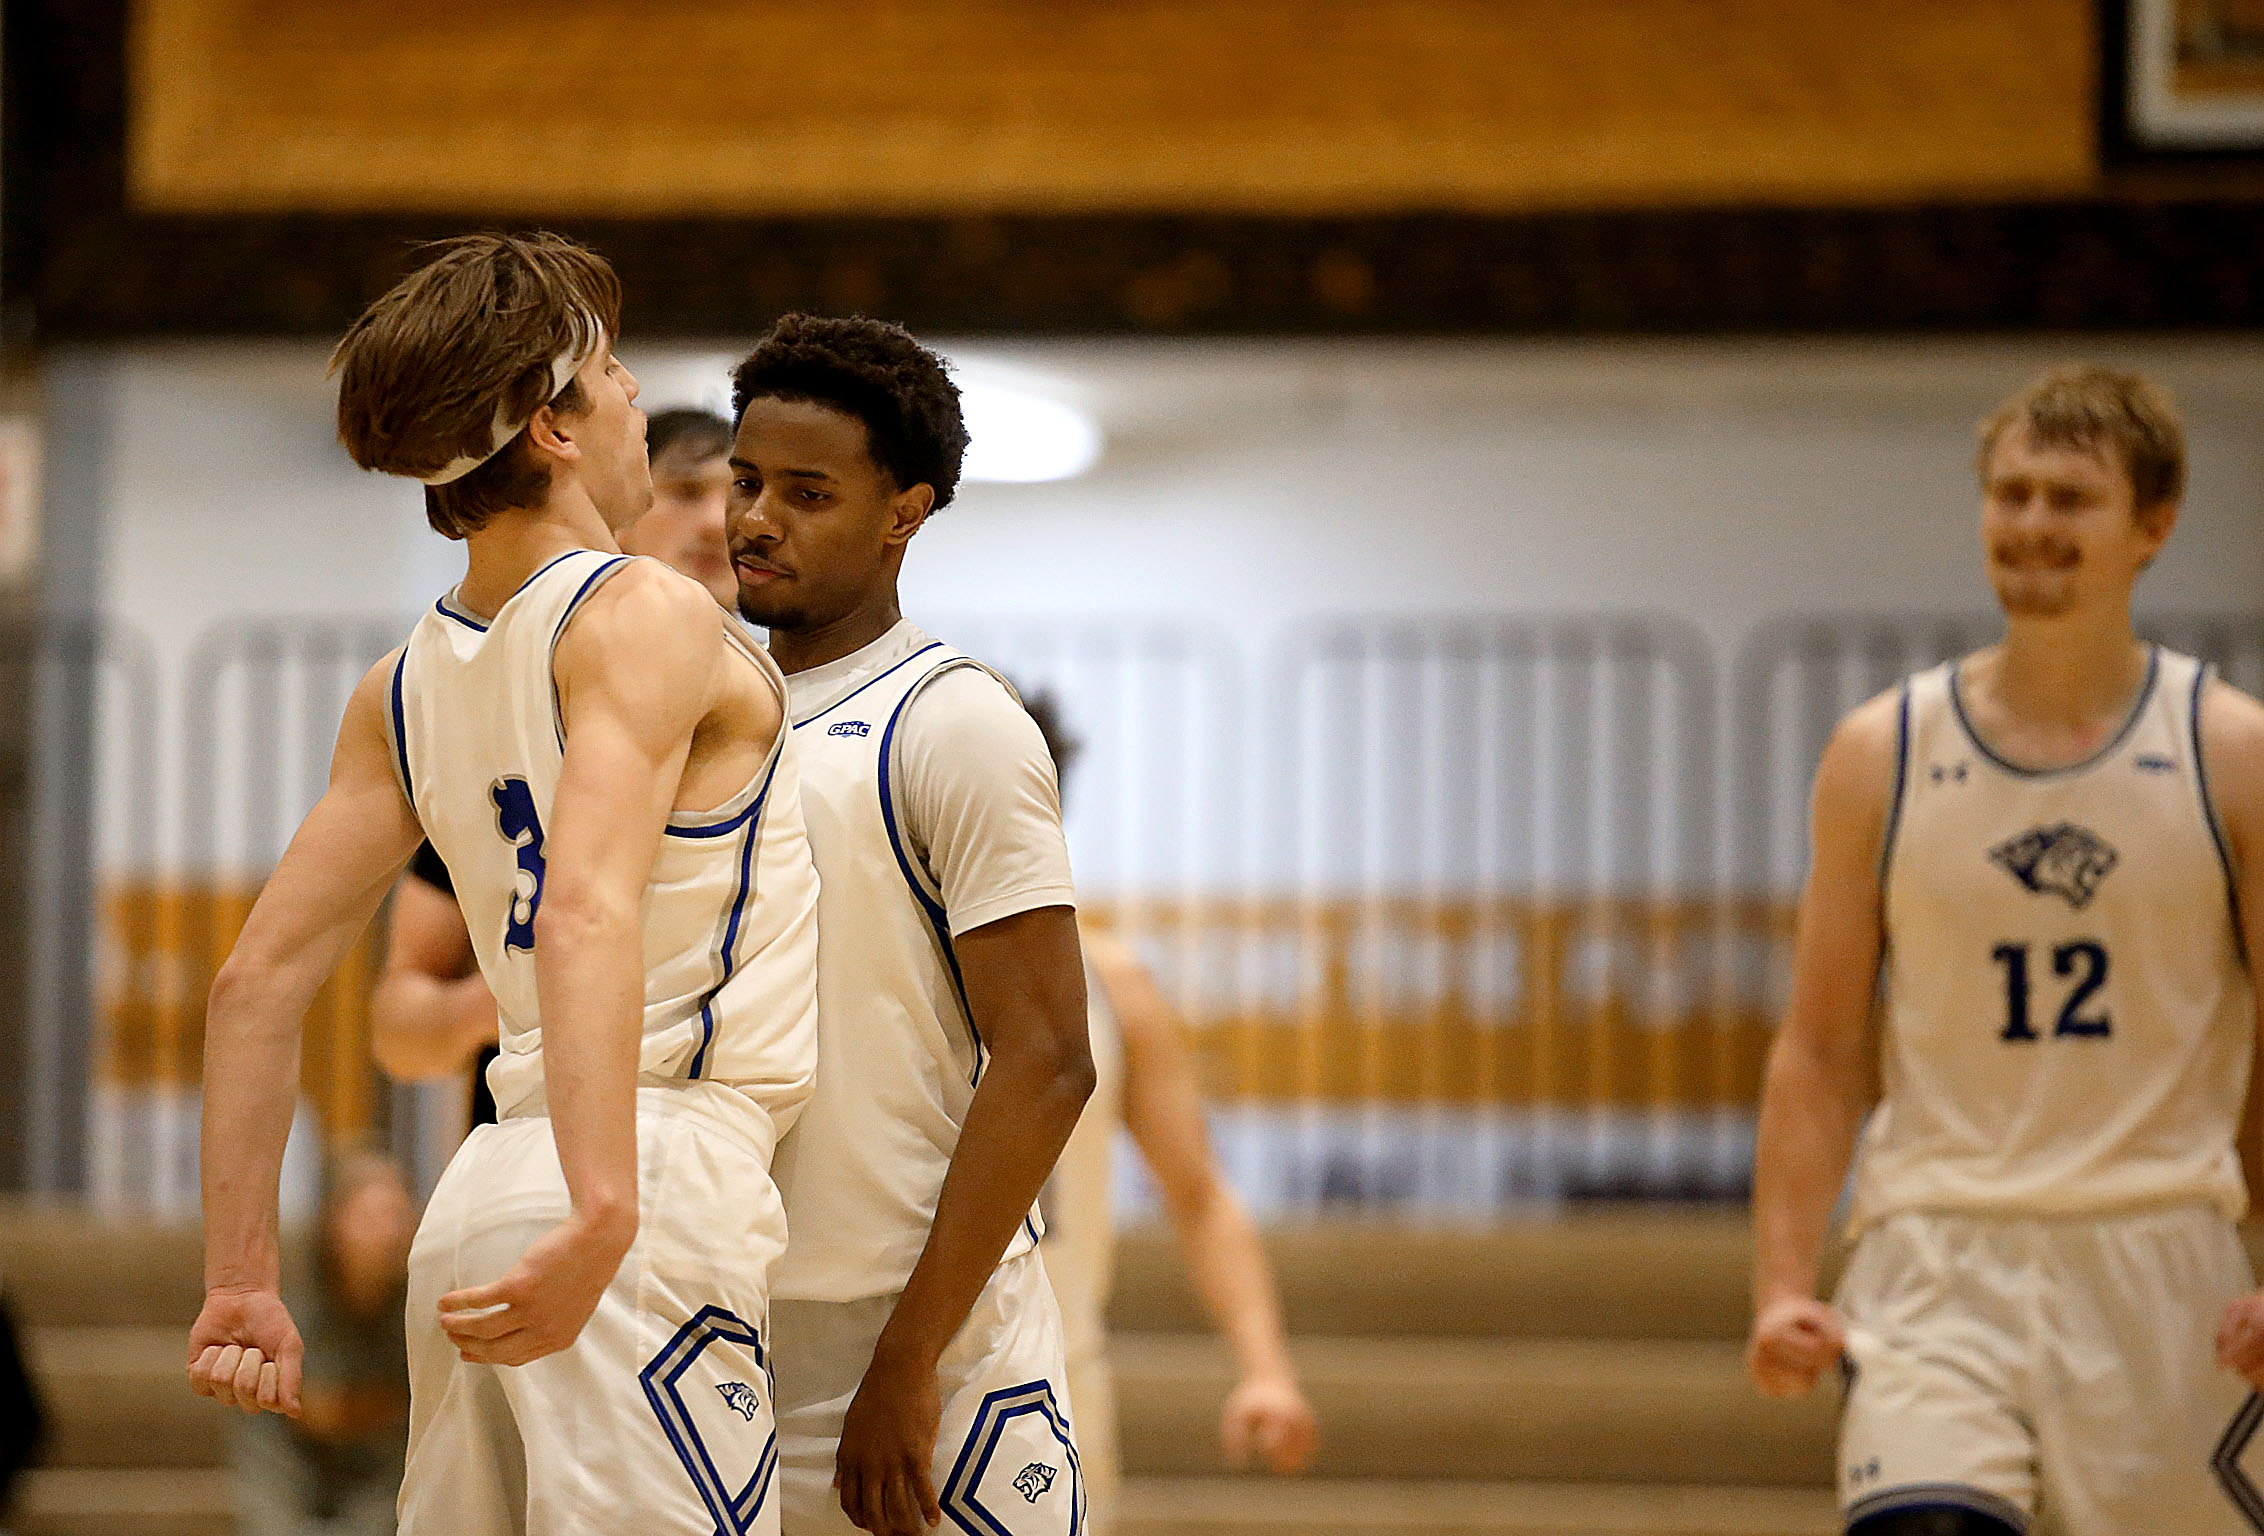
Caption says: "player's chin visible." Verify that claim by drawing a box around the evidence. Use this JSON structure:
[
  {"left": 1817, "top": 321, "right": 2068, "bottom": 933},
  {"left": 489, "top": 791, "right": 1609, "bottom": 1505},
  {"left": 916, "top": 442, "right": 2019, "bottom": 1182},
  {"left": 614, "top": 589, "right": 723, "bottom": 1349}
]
[{"left": 1992, "top": 578, "right": 2077, "bottom": 619}]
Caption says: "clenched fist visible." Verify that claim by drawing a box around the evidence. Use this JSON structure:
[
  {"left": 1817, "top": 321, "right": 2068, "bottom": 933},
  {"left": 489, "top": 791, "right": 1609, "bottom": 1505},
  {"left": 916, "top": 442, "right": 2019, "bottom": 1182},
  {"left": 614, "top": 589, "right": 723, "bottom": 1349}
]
[{"left": 1746, "top": 1293, "right": 1847, "bottom": 1399}]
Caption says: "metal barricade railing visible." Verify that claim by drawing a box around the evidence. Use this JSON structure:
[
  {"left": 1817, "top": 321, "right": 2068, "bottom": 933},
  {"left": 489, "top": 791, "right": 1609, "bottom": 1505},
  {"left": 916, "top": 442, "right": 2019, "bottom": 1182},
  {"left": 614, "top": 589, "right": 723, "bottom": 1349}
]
[
  {"left": 48, "top": 607, "right": 2264, "bottom": 1213},
  {"left": 88, "top": 617, "right": 408, "bottom": 1209}
]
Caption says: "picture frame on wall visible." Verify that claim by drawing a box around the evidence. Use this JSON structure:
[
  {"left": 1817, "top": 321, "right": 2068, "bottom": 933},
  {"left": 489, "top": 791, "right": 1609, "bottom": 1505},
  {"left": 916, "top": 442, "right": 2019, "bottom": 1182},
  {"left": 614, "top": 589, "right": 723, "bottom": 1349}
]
[{"left": 2117, "top": 0, "right": 2264, "bottom": 152}]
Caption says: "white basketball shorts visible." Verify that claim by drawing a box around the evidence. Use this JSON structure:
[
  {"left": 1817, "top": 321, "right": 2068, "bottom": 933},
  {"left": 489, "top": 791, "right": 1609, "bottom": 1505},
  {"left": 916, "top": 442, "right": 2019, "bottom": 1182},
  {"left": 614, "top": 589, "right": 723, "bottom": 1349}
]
[
  {"left": 1835, "top": 1204, "right": 2260, "bottom": 1535},
  {"left": 399, "top": 1081, "right": 788, "bottom": 1536},
  {"left": 771, "top": 1251, "right": 1082, "bottom": 1536}
]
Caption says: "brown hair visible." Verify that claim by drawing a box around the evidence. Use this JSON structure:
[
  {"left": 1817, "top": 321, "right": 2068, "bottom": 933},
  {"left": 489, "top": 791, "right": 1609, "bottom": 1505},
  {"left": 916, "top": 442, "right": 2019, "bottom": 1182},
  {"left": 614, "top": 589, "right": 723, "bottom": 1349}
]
[
  {"left": 1976, "top": 364, "right": 2186, "bottom": 512},
  {"left": 331, "top": 232, "right": 622, "bottom": 539}
]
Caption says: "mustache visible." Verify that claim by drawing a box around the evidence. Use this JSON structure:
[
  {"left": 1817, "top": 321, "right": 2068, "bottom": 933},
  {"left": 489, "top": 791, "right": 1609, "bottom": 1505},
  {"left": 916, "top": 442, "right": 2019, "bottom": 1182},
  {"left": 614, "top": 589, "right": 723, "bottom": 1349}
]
[{"left": 727, "top": 542, "right": 788, "bottom": 571}]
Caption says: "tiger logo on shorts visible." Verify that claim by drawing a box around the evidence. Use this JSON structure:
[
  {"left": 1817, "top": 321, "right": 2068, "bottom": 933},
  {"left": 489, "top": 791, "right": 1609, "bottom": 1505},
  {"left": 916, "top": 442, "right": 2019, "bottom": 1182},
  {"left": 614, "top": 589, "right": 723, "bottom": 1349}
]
[
  {"left": 715, "top": 1381, "right": 760, "bottom": 1422},
  {"left": 1989, "top": 823, "right": 2119, "bottom": 910},
  {"left": 1013, "top": 1463, "right": 1056, "bottom": 1503}
]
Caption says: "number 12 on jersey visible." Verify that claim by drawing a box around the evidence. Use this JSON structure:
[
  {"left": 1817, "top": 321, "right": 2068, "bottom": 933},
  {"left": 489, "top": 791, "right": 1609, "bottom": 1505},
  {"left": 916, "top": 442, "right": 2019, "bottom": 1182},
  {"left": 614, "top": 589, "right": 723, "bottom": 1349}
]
[{"left": 1990, "top": 940, "right": 2110, "bottom": 1041}]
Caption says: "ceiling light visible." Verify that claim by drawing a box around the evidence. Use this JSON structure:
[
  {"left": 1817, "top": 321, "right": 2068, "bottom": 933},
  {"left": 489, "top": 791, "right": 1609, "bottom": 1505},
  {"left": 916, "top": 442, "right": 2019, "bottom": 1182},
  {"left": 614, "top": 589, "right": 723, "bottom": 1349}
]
[{"left": 958, "top": 380, "right": 1102, "bottom": 483}]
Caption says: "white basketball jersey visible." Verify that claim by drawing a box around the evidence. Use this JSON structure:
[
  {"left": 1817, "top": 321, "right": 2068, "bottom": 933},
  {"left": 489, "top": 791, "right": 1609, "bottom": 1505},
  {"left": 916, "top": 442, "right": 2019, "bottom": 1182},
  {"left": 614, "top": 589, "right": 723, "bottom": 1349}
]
[
  {"left": 770, "top": 631, "right": 1047, "bottom": 1302},
  {"left": 387, "top": 549, "right": 820, "bottom": 1125},
  {"left": 1850, "top": 645, "right": 2252, "bottom": 1232}
]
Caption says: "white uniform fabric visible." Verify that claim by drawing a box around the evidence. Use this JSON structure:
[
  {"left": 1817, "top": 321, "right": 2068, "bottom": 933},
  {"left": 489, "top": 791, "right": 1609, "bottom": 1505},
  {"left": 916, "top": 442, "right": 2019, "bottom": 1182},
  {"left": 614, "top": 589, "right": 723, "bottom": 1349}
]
[
  {"left": 387, "top": 549, "right": 821, "bottom": 1534},
  {"left": 390, "top": 549, "right": 821, "bottom": 1122},
  {"left": 1838, "top": 646, "right": 2259, "bottom": 1534},
  {"left": 1855, "top": 646, "right": 2251, "bottom": 1232},
  {"left": 1040, "top": 959, "right": 1126, "bottom": 1532},
  {"left": 1837, "top": 1207, "right": 2256, "bottom": 1536},
  {"left": 770, "top": 620, "right": 1077, "bottom": 1303},
  {"left": 767, "top": 620, "right": 1080, "bottom": 1536},
  {"left": 403, "top": 1085, "right": 792, "bottom": 1536},
  {"left": 772, "top": 1254, "right": 1084, "bottom": 1536}
]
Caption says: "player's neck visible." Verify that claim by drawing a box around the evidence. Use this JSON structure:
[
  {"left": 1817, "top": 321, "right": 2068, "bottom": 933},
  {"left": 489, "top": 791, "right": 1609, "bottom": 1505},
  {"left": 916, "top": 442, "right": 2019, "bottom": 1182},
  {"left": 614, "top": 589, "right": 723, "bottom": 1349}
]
[
  {"left": 1983, "top": 611, "right": 2148, "bottom": 731},
  {"left": 768, "top": 590, "right": 904, "bottom": 676},
  {"left": 453, "top": 490, "right": 622, "bottom": 620}
]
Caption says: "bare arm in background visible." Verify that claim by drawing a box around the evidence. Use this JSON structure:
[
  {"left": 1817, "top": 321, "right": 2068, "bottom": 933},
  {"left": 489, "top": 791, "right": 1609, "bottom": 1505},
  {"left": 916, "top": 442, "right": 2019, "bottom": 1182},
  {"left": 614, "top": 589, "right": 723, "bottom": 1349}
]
[
  {"left": 836, "top": 905, "right": 1095, "bottom": 1536},
  {"left": 369, "top": 873, "right": 496, "bottom": 1082},
  {"left": 437, "top": 566, "right": 763, "bottom": 1367},
  {"left": 1745, "top": 689, "right": 1898, "bottom": 1398},
  {"left": 1088, "top": 927, "right": 1319, "bottom": 1474},
  {"left": 190, "top": 655, "right": 424, "bottom": 1417},
  {"left": 2197, "top": 681, "right": 2264, "bottom": 1389}
]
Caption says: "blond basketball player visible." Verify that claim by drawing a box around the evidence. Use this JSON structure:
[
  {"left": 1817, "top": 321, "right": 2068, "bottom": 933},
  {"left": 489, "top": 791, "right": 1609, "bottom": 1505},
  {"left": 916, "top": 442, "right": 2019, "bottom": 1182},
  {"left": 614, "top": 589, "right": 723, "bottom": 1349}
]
[
  {"left": 1747, "top": 365, "right": 2264, "bottom": 1536},
  {"left": 189, "top": 234, "right": 820, "bottom": 1536},
  {"left": 728, "top": 315, "right": 1095, "bottom": 1536},
  {"left": 369, "top": 407, "right": 745, "bottom": 1127}
]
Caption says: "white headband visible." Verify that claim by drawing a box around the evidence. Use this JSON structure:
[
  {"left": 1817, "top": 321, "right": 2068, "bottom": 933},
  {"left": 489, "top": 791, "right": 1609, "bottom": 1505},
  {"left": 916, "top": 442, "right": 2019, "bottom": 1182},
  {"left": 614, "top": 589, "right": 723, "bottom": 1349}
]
[{"left": 417, "top": 312, "right": 605, "bottom": 487}]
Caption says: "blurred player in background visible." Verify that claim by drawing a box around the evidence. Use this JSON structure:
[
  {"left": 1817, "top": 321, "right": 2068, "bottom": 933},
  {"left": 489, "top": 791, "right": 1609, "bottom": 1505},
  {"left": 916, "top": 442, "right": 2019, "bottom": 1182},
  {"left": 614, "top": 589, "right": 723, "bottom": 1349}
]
[
  {"left": 729, "top": 314, "right": 1095, "bottom": 1536},
  {"left": 231, "top": 1148, "right": 414, "bottom": 1536},
  {"left": 370, "top": 407, "right": 743, "bottom": 1135},
  {"left": 1021, "top": 693, "right": 1317, "bottom": 1533},
  {"left": 191, "top": 234, "right": 822, "bottom": 1536},
  {"left": 1747, "top": 365, "right": 2264, "bottom": 1536}
]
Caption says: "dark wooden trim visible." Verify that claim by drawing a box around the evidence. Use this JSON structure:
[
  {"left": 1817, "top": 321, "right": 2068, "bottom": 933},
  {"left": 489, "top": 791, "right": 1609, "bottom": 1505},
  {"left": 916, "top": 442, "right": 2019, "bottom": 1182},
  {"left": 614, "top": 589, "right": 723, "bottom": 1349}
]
[{"left": 17, "top": 0, "right": 2264, "bottom": 339}]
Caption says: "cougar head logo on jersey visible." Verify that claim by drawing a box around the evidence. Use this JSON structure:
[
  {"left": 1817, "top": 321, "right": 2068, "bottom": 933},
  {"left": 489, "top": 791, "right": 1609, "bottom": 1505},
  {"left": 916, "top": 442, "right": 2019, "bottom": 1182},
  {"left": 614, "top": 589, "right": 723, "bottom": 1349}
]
[
  {"left": 715, "top": 1381, "right": 760, "bottom": 1422},
  {"left": 1013, "top": 1463, "right": 1057, "bottom": 1502},
  {"left": 1988, "top": 822, "right": 2118, "bottom": 910}
]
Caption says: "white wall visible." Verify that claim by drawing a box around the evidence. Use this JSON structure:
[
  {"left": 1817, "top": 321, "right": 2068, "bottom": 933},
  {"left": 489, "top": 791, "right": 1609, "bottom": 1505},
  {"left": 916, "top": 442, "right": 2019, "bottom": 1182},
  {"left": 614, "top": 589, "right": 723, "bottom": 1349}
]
[
  {"left": 78, "top": 334, "right": 2264, "bottom": 661},
  {"left": 58, "top": 333, "right": 2264, "bottom": 884},
  {"left": 898, "top": 337, "right": 2264, "bottom": 654}
]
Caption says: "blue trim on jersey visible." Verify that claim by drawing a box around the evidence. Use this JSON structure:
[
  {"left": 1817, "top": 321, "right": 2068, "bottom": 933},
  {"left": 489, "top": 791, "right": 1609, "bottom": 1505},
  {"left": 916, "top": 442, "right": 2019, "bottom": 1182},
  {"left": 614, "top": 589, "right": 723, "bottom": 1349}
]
[
  {"left": 388, "top": 651, "right": 415, "bottom": 803},
  {"left": 793, "top": 641, "right": 947, "bottom": 731},
  {"left": 878, "top": 664, "right": 985, "bottom": 1086},
  {"left": 1844, "top": 1483, "right": 2029, "bottom": 1534},
  {"left": 2190, "top": 662, "right": 2249, "bottom": 970},
  {"left": 2215, "top": 1391, "right": 2264, "bottom": 1531},
  {"left": 639, "top": 1305, "right": 776, "bottom": 1535},
  {"left": 1948, "top": 643, "right": 2160, "bottom": 779},
  {"left": 516, "top": 548, "right": 584, "bottom": 599},
  {"left": 939, "top": 1380, "right": 1083, "bottom": 1536},
  {"left": 664, "top": 786, "right": 772, "bottom": 839},
  {"left": 548, "top": 555, "right": 634, "bottom": 749},
  {"left": 433, "top": 593, "right": 490, "bottom": 632},
  {"left": 684, "top": 753, "right": 779, "bottom": 1080}
]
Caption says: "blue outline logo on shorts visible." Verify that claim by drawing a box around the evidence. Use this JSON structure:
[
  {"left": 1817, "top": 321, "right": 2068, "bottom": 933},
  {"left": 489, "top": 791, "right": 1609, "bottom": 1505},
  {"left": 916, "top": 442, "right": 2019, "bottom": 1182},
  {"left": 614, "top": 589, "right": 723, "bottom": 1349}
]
[
  {"left": 640, "top": 1306, "right": 776, "bottom": 1536},
  {"left": 941, "top": 1381, "right": 1082, "bottom": 1536}
]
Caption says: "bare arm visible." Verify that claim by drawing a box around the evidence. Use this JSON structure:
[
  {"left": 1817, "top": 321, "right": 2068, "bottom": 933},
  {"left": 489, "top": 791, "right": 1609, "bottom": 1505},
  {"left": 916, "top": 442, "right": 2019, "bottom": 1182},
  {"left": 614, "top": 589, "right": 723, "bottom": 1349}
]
[
  {"left": 369, "top": 873, "right": 496, "bottom": 1082},
  {"left": 840, "top": 904, "right": 1094, "bottom": 1536},
  {"left": 2197, "top": 680, "right": 2264, "bottom": 1388},
  {"left": 440, "top": 563, "right": 755, "bottom": 1366},
  {"left": 190, "top": 654, "right": 423, "bottom": 1416},
  {"left": 1095, "top": 928, "right": 1317, "bottom": 1474},
  {"left": 1746, "top": 688, "right": 1898, "bottom": 1397}
]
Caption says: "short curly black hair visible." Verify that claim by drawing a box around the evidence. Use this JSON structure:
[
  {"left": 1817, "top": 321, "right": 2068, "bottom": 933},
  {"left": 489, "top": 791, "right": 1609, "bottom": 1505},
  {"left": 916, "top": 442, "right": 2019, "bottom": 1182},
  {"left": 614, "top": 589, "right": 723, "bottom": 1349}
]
[{"left": 731, "top": 314, "right": 970, "bottom": 511}]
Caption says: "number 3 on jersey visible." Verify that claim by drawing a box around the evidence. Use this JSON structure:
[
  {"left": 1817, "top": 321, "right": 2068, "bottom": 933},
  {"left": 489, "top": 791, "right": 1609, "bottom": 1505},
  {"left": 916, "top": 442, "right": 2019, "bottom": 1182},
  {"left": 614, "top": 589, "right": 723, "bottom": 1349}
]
[
  {"left": 1990, "top": 940, "right": 2110, "bottom": 1041},
  {"left": 491, "top": 777, "right": 546, "bottom": 953}
]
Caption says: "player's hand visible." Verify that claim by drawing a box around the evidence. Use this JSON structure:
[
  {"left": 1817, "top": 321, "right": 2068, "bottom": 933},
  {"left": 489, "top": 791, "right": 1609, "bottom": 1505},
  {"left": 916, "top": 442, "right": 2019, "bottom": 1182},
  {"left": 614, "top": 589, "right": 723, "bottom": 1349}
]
[
  {"left": 1220, "top": 1371, "right": 1319, "bottom": 1473},
  {"left": 834, "top": 1350, "right": 943, "bottom": 1535},
  {"left": 187, "top": 1286, "right": 304, "bottom": 1417},
  {"left": 2217, "top": 1290, "right": 2264, "bottom": 1389},
  {"left": 1746, "top": 1293, "right": 1847, "bottom": 1399},
  {"left": 437, "top": 1206, "right": 633, "bottom": 1367}
]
